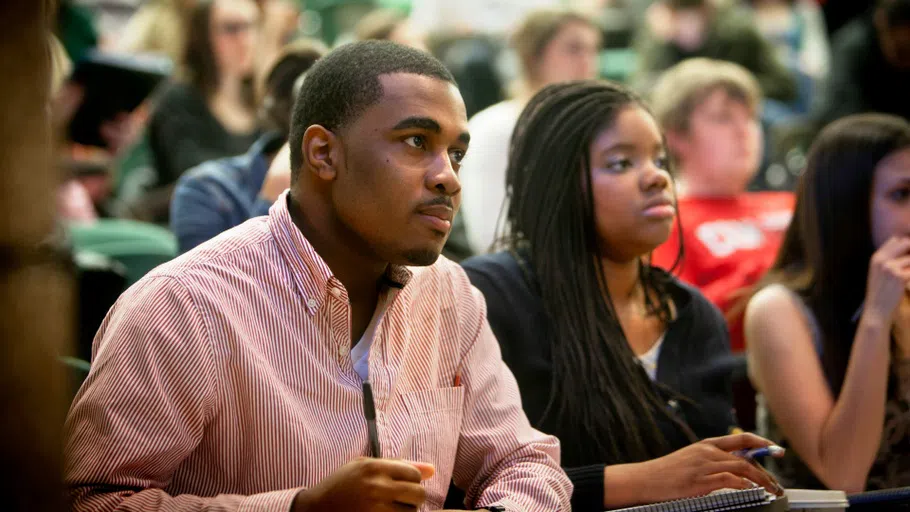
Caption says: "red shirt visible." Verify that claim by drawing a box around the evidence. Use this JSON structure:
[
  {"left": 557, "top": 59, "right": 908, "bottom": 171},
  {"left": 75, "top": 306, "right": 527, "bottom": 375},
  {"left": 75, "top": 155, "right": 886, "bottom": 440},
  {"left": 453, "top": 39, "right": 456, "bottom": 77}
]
[{"left": 651, "top": 192, "right": 795, "bottom": 351}]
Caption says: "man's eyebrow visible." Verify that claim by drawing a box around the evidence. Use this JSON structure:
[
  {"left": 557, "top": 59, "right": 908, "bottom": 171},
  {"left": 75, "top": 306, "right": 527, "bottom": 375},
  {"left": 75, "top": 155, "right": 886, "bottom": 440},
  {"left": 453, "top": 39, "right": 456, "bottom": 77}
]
[
  {"left": 392, "top": 116, "right": 441, "bottom": 133},
  {"left": 392, "top": 116, "right": 470, "bottom": 146}
]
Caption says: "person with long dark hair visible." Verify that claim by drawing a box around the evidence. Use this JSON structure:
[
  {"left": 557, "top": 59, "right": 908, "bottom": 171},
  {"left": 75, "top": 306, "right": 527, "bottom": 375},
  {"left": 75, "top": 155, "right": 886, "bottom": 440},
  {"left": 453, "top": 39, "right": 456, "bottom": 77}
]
[
  {"left": 745, "top": 113, "right": 910, "bottom": 492},
  {"left": 142, "top": 0, "right": 262, "bottom": 222},
  {"left": 461, "top": 80, "right": 782, "bottom": 511}
]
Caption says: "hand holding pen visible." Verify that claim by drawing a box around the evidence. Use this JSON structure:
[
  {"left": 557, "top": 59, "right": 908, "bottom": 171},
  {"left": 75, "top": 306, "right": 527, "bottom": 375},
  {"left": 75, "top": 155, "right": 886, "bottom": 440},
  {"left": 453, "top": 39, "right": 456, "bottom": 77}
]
[
  {"left": 608, "top": 432, "right": 785, "bottom": 507},
  {"left": 287, "top": 381, "right": 438, "bottom": 511}
]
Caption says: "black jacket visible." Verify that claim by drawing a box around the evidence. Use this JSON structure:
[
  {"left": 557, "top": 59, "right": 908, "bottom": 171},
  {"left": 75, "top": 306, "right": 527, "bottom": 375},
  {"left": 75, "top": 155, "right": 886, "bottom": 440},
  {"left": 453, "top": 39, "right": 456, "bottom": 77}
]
[{"left": 461, "top": 251, "right": 736, "bottom": 511}]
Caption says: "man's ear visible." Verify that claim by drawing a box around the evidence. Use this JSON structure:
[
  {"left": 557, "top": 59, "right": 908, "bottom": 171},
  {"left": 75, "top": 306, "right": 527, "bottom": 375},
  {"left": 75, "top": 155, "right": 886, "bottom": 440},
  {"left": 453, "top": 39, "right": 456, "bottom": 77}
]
[{"left": 301, "top": 125, "right": 341, "bottom": 182}]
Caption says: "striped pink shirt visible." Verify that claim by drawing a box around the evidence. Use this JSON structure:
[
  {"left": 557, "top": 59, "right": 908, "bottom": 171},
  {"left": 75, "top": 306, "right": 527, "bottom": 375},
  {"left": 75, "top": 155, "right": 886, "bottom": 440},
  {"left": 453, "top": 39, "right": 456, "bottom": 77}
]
[{"left": 64, "top": 192, "right": 571, "bottom": 512}]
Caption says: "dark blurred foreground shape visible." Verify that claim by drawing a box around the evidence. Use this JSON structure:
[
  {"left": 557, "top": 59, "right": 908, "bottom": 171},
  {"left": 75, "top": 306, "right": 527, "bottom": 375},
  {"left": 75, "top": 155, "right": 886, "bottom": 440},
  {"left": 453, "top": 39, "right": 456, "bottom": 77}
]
[{"left": 0, "top": 1, "right": 72, "bottom": 510}]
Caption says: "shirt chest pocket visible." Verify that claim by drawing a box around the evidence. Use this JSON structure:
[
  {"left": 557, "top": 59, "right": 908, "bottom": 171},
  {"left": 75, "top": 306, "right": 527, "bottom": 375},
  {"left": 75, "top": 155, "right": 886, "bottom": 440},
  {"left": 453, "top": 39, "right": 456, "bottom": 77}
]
[{"left": 401, "top": 387, "right": 465, "bottom": 509}]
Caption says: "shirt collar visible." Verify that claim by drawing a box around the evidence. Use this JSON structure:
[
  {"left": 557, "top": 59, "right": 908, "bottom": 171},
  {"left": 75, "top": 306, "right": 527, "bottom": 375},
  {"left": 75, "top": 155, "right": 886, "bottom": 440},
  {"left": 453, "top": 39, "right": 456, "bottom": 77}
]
[{"left": 268, "top": 191, "right": 412, "bottom": 315}]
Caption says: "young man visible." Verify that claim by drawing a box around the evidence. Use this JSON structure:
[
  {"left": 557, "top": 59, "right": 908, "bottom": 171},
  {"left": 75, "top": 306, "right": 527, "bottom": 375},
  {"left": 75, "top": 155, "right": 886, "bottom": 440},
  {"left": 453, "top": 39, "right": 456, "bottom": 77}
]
[
  {"left": 64, "top": 41, "right": 572, "bottom": 512},
  {"left": 649, "top": 58, "right": 795, "bottom": 354}
]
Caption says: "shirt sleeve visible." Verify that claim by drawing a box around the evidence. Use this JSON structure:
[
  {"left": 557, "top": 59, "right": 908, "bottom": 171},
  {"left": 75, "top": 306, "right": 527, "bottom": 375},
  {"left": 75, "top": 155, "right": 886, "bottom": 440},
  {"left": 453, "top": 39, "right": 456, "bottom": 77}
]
[
  {"left": 450, "top": 281, "right": 573, "bottom": 511},
  {"left": 170, "top": 174, "right": 232, "bottom": 254},
  {"left": 64, "top": 276, "right": 302, "bottom": 512}
]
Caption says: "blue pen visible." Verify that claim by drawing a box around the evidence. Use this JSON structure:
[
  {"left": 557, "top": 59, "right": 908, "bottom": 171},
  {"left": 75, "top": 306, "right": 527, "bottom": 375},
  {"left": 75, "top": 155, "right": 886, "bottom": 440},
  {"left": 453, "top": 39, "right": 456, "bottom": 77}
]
[{"left": 734, "top": 445, "right": 785, "bottom": 459}]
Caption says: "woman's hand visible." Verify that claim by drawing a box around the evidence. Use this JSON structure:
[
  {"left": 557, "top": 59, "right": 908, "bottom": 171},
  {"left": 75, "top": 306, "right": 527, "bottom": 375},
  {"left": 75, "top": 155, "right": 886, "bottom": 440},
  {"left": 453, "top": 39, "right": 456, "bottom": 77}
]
[
  {"left": 604, "top": 433, "right": 784, "bottom": 509},
  {"left": 863, "top": 237, "right": 910, "bottom": 328}
]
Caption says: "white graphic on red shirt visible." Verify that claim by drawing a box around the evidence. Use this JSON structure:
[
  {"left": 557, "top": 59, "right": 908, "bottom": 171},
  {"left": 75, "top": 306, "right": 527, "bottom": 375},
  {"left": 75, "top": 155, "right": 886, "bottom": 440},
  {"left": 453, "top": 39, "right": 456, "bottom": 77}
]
[{"left": 694, "top": 210, "right": 793, "bottom": 258}]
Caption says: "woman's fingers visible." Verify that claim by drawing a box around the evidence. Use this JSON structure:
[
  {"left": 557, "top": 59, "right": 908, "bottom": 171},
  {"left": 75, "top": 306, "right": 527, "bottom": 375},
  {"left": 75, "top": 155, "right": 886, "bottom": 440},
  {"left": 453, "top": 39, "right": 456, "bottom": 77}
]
[{"left": 700, "top": 433, "right": 775, "bottom": 452}]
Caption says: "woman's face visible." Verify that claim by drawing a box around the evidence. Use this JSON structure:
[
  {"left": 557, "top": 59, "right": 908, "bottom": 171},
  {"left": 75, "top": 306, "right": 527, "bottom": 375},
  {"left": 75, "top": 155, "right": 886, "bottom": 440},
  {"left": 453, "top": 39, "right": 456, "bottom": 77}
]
[
  {"left": 210, "top": 0, "right": 259, "bottom": 79},
  {"left": 535, "top": 21, "right": 601, "bottom": 86},
  {"left": 589, "top": 105, "right": 675, "bottom": 262},
  {"left": 870, "top": 147, "right": 910, "bottom": 248}
]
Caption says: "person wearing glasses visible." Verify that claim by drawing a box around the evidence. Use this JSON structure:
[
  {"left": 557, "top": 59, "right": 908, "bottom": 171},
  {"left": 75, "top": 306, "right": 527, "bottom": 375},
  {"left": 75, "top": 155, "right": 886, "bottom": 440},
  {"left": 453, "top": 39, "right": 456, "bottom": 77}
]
[{"left": 142, "top": 0, "right": 263, "bottom": 223}]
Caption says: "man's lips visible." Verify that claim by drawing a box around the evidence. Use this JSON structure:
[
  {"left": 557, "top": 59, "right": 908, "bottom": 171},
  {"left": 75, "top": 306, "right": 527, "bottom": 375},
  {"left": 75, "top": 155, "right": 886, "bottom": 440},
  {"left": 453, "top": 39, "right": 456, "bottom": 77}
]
[{"left": 416, "top": 204, "right": 454, "bottom": 233}]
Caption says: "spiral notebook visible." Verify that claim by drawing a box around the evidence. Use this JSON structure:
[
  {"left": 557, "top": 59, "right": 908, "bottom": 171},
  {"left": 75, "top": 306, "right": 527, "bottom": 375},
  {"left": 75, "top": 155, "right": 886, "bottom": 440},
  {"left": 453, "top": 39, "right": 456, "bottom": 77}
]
[{"left": 608, "top": 487, "right": 772, "bottom": 512}]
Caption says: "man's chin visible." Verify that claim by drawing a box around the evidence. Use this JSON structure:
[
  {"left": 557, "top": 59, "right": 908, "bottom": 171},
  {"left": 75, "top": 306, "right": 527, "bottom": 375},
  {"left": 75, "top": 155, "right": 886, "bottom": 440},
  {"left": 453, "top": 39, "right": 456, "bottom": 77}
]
[{"left": 399, "top": 247, "right": 443, "bottom": 267}]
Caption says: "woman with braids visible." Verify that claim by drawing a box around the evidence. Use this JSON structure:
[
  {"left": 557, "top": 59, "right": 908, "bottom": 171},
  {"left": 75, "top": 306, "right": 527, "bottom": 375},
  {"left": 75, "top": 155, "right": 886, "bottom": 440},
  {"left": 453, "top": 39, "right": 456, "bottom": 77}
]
[{"left": 460, "top": 80, "right": 783, "bottom": 511}]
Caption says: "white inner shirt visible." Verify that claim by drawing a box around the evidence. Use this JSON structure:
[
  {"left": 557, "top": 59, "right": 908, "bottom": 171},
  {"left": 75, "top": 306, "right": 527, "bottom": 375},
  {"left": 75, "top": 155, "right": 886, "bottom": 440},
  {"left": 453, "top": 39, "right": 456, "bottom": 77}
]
[
  {"left": 637, "top": 334, "right": 666, "bottom": 381},
  {"left": 350, "top": 289, "right": 398, "bottom": 382}
]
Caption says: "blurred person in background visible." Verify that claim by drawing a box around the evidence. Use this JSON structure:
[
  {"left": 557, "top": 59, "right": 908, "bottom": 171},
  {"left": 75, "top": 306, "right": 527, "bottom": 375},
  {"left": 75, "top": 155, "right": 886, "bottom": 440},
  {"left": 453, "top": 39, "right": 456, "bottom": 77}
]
[
  {"left": 748, "top": 0, "right": 829, "bottom": 82},
  {"left": 171, "top": 39, "right": 326, "bottom": 253},
  {"left": 649, "top": 59, "right": 794, "bottom": 431},
  {"left": 140, "top": 0, "right": 262, "bottom": 223},
  {"left": 746, "top": 114, "right": 910, "bottom": 491},
  {"left": 815, "top": 0, "right": 910, "bottom": 125},
  {"left": 633, "top": 0, "right": 797, "bottom": 103},
  {"left": 120, "top": 0, "right": 296, "bottom": 81},
  {"left": 50, "top": 35, "right": 143, "bottom": 222},
  {"left": 649, "top": 59, "right": 794, "bottom": 355},
  {"left": 118, "top": 0, "right": 196, "bottom": 68},
  {"left": 353, "top": 8, "right": 427, "bottom": 51},
  {"left": 747, "top": 0, "right": 829, "bottom": 116},
  {"left": 409, "top": 0, "right": 560, "bottom": 36},
  {"left": 458, "top": 9, "right": 602, "bottom": 254}
]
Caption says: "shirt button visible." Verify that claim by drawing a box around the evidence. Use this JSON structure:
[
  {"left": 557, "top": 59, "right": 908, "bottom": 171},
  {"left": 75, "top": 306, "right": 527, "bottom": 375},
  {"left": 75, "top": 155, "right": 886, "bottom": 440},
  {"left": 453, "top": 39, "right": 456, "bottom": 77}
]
[
  {"left": 338, "top": 345, "right": 349, "bottom": 357},
  {"left": 330, "top": 288, "right": 342, "bottom": 298},
  {"left": 306, "top": 298, "right": 317, "bottom": 308}
]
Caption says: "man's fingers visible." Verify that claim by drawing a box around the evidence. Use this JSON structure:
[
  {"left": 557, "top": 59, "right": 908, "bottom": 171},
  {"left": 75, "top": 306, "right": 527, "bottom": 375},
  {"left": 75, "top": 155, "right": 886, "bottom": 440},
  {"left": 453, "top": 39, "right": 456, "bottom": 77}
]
[
  {"left": 406, "top": 461, "right": 436, "bottom": 480},
  {"left": 386, "top": 481, "right": 427, "bottom": 508},
  {"left": 365, "top": 458, "right": 423, "bottom": 483}
]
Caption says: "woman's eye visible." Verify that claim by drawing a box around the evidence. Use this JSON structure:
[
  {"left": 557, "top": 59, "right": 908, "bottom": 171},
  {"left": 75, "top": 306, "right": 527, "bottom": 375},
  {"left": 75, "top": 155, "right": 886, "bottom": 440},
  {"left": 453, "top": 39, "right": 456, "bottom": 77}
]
[
  {"left": 655, "top": 156, "right": 670, "bottom": 170},
  {"left": 404, "top": 135, "right": 426, "bottom": 149},
  {"left": 890, "top": 187, "right": 910, "bottom": 202},
  {"left": 450, "top": 150, "right": 465, "bottom": 164},
  {"left": 606, "top": 159, "right": 633, "bottom": 172}
]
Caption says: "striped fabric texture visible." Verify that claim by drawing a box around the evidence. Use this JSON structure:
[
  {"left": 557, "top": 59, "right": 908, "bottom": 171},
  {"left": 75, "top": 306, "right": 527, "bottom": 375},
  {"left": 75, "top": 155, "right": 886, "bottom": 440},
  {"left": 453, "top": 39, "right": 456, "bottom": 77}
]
[{"left": 64, "top": 192, "right": 572, "bottom": 511}]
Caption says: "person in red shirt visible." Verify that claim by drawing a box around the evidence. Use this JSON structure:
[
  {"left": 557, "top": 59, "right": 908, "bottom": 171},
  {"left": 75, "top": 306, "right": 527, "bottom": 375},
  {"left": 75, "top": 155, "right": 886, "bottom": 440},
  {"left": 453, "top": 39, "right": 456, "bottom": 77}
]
[{"left": 650, "top": 58, "right": 795, "bottom": 353}]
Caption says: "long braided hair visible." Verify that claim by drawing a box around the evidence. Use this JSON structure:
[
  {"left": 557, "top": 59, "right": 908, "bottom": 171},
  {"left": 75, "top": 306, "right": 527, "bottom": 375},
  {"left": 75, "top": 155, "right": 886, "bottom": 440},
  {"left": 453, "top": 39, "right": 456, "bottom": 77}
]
[{"left": 497, "top": 80, "right": 688, "bottom": 464}]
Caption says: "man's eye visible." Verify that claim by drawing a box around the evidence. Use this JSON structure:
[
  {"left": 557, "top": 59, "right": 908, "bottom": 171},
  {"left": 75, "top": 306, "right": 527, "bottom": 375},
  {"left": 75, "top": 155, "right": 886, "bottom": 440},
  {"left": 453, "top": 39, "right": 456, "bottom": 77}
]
[{"left": 404, "top": 135, "right": 426, "bottom": 149}]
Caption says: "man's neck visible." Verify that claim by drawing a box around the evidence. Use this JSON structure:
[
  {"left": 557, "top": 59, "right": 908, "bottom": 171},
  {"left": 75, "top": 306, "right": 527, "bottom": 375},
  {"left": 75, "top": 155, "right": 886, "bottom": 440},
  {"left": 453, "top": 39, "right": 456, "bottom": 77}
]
[{"left": 287, "top": 193, "right": 387, "bottom": 303}]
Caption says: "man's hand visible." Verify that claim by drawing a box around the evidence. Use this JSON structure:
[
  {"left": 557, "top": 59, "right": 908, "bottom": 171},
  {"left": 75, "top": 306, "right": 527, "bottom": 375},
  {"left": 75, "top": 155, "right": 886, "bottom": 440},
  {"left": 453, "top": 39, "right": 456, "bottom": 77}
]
[{"left": 293, "top": 458, "right": 435, "bottom": 512}]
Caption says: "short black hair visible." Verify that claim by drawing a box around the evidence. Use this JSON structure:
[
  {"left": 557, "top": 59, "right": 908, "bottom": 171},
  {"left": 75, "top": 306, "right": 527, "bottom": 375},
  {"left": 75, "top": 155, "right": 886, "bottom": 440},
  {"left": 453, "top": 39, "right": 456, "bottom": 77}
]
[
  {"left": 288, "top": 40, "right": 456, "bottom": 175},
  {"left": 879, "top": 0, "right": 910, "bottom": 26}
]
